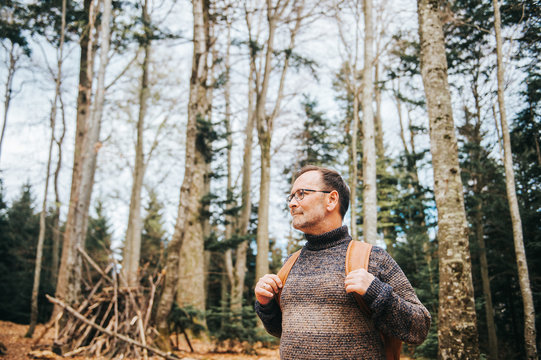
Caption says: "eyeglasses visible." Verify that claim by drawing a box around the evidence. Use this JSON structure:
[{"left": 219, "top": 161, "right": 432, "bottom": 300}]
[{"left": 287, "top": 188, "right": 331, "bottom": 203}]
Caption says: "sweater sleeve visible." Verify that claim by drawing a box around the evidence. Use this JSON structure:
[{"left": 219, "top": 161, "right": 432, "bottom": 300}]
[
  {"left": 254, "top": 298, "right": 282, "bottom": 338},
  {"left": 362, "top": 246, "right": 432, "bottom": 345}
]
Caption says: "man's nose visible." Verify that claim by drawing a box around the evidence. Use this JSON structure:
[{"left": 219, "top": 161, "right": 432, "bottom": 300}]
[{"left": 288, "top": 197, "right": 299, "bottom": 209}]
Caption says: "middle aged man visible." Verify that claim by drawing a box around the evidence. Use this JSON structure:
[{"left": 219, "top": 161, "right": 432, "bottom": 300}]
[{"left": 254, "top": 165, "right": 431, "bottom": 360}]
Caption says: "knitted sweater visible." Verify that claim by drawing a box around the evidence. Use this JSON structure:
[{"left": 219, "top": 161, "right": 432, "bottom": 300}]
[{"left": 255, "top": 226, "right": 431, "bottom": 360}]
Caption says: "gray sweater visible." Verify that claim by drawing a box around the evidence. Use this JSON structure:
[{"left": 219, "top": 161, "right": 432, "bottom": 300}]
[{"left": 255, "top": 226, "right": 431, "bottom": 360}]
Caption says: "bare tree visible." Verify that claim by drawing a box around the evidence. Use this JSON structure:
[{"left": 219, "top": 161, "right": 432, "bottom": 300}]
[
  {"left": 26, "top": 0, "right": 67, "bottom": 337},
  {"left": 417, "top": 0, "right": 480, "bottom": 358},
  {"left": 54, "top": 0, "right": 112, "bottom": 316},
  {"left": 252, "top": 0, "right": 305, "bottom": 281},
  {"left": 493, "top": 0, "right": 538, "bottom": 358},
  {"left": 155, "top": 0, "right": 211, "bottom": 340},
  {"left": 122, "top": 0, "right": 152, "bottom": 287},
  {"left": 334, "top": 0, "right": 362, "bottom": 241}
]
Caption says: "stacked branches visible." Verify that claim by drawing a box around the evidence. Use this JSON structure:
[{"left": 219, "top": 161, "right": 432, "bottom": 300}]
[{"left": 46, "top": 247, "right": 173, "bottom": 360}]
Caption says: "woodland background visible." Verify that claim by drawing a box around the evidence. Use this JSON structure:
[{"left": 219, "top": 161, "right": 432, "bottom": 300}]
[{"left": 0, "top": 0, "right": 539, "bottom": 359}]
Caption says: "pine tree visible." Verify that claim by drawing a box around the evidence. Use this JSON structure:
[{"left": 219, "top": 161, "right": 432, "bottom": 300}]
[
  {"left": 0, "top": 184, "right": 39, "bottom": 323},
  {"left": 86, "top": 201, "right": 112, "bottom": 282},
  {"left": 140, "top": 191, "right": 167, "bottom": 279}
]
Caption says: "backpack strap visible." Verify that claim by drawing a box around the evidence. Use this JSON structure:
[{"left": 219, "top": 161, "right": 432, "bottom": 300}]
[
  {"left": 276, "top": 249, "right": 302, "bottom": 308},
  {"left": 346, "top": 240, "right": 402, "bottom": 360},
  {"left": 345, "top": 240, "right": 373, "bottom": 315}
]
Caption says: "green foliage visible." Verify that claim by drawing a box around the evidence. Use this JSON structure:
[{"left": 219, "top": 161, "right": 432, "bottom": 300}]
[
  {"left": 0, "top": 0, "right": 31, "bottom": 54},
  {"left": 140, "top": 191, "right": 167, "bottom": 278},
  {"left": 168, "top": 303, "right": 206, "bottom": 337},
  {"left": 0, "top": 183, "right": 55, "bottom": 324},
  {"left": 207, "top": 303, "right": 276, "bottom": 354},
  {"left": 86, "top": 201, "right": 112, "bottom": 281}
]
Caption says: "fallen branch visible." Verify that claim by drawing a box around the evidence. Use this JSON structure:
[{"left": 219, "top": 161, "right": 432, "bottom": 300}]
[{"left": 46, "top": 295, "right": 181, "bottom": 360}]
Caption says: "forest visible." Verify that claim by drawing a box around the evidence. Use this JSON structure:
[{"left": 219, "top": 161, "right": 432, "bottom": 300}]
[{"left": 0, "top": 0, "right": 539, "bottom": 359}]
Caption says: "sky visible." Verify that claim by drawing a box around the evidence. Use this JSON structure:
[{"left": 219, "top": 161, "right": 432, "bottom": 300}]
[{"left": 0, "top": 0, "right": 523, "bottom": 256}]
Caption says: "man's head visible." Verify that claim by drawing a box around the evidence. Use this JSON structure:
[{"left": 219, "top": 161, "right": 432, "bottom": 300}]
[{"left": 288, "top": 165, "right": 350, "bottom": 235}]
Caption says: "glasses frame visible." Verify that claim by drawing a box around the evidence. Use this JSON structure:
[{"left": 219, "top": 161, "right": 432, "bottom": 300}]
[{"left": 287, "top": 188, "right": 331, "bottom": 203}]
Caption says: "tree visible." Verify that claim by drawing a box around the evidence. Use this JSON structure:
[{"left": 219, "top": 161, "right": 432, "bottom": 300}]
[
  {"left": 0, "top": 0, "right": 30, "bottom": 165},
  {"left": 251, "top": 0, "right": 312, "bottom": 282},
  {"left": 140, "top": 191, "right": 166, "bottom": 278},
  {"left": 417, "top": 0, "right": 480, "bottom": 358},
  {"left": 53, "top": 0, "right": 97, "bottom": 316},
  {"left": 334, "top": 0, "right": 362, "bottom": 240},
  {"left": 361, "top": 0, "right": 377, "bottom": 244},
  {"left": 26, "top": 0, "right": 68, "bottom": 338},
  {"left": 0, "top": 184, "right": 41, "bottom": 324},
  {"left": 493, "top": 1, "right": 538, "bottom": 358},
  {"left": 122, "top": 0, "right": 152, "bottom": 287},
  {"left": 86, "top": 201, "right": 112, "bottom": 280},
  {"left": 155, "top": 0, "right": 211, "bottom": 339}
]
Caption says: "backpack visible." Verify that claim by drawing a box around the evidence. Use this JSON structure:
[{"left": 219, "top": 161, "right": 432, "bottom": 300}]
[{"left": 276, "top": 240, "right": 402, "bottom": 360}]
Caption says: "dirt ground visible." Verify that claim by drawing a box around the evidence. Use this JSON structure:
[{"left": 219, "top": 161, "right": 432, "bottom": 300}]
[{"left": 0, "top": 320, "right": 280, "bottom": 360}]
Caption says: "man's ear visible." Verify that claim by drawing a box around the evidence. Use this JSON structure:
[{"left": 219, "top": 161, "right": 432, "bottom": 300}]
[{"left": 326, "top": 190, "right": 339, "bottom": 212}]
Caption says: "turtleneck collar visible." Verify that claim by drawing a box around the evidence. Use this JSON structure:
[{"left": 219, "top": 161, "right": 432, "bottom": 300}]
[{"left": 304, "top": 225, "right": 351, "bottom": 251}]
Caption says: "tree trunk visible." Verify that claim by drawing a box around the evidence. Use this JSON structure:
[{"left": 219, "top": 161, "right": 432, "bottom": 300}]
[
  {"left": 493, "top": 1, "right": 538, "bottom": 358},
  {"left": 0, "top": 43, "right": 20, "bottom": 165},
  {"left": 350, "top": 94, "right": 359, "bottom": 241},
  {"left": 374, "top": 62, "right": 384, "bottom": 158},
  {"left": 53, "top": 0, "right": 98, "bottom": 318},
  {"left": 361, "top": 0, "right": 377, "bottom": 244},
  {"left": 474, "top": 201, "right": 498, "bottom": 359},
  {"left": 122, "top": 0, "right": 151, "bottom": 287},
  {"left": 27, "top": 0, "right": 68, "bottom": 336},
  {"left": 254, "top": 0, "right": 301, "bottom": 282},
  {"left": 222, "top": 18, "right": 236, "bottom": 313},
  {"left": 417, "top": 0, "right": 480, "bottom": 358},
  {"left": 230, "top": 36, "right": 256, "bottom": 311},
  {"left": 51, "top": 92, "right": 67, "bottom": 285},
  {"left": 155, "top": 0, "right": 210, "bottom": 337}
]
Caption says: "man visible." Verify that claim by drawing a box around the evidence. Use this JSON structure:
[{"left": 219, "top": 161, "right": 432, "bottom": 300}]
[{"left": 254, "top": 165, "right": 431, "bottom": 360}]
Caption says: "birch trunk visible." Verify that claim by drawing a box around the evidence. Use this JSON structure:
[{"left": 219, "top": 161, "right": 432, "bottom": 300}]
[
  {"left": 361, "top": 0, "right": 377, "bottom": 244},
  {"left": 155, "top": 0, "right": 209, "bottom": 336},
  {"left": 493, "top": 1, "right": 538, "bottom": 358},
  {"left": 53, "top": 0, "right": 98, "bottom": 317},
  {"left": 417, "top": 0, "right": 479, "bottom": 358},
  {"left": 27, "top": 0, "right": 68, "bottom": 336},
  {"left": 350, "top": 94, "right": 358, "bottom": 241},
  {"left": 122, "top": 0, "right": 151, "bottom": 287},
  {"left": 374, "top": 63, "right": 384, "bottom": 158},
  {"left": 230, "top": 43, "right": 256, "bottom": 312}
]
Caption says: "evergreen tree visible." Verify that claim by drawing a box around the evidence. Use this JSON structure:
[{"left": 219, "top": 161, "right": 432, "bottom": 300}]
[
  {"left": 0, "top": 184, "right": 39, "bottom": 323},
  {"left": 140, "top": 191, "right": 167, "bottom": 279},
  {"left": 86, "top": 201, "right": 112, "bottom": 282}
]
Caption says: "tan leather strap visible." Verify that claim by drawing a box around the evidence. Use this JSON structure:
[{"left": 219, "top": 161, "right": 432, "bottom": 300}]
[
  {"left": 276, "top": 249, "right": 302, "bottom": 308},
  {"left": 345, "top": 240, "right": 373, "bottom": 315}
]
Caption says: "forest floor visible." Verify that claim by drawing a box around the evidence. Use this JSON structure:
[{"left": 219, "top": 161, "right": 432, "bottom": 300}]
[{"left": 0, "top": 320, "right": 280, "bottom": 360}]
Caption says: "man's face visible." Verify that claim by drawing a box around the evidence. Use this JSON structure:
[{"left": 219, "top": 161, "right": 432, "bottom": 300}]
[{"left": 288, "top": 171, "right": 329, "bottom": 234}]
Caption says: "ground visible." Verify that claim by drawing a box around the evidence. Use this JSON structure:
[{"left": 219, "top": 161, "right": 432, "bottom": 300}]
[{"left": 0, "top": 321, "right": 280, "bottom": 360}]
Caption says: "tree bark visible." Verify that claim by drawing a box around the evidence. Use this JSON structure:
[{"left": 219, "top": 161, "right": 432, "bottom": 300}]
[
  {"left": 231, "top": 10, "right": 257, "bottom": 308},
  {"left": 0, "top": 43, "right": 19, "bottom": 165},
  {"left": 493, "top": 1, "right": 538, "bottom": 358},
  {"left": 350, "top": 94, "right": 359, "bottom": 241},
  {"left": 53, "top": 0, "right": 98, "bottom": 318},
  {"left": 417, "top": 0, "right": 480, "bottom": 358},
  {"left": 361, "top": 0, "right": 377, "bottom": 244},
  {"left": 155, "top": 0, "right": 210, "bottom": 336},
  {"left": 122, "top": 0, "right": 151, "bottom": 287}
]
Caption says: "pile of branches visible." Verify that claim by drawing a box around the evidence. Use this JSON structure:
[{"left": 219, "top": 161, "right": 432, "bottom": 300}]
[{"left": 46, "top": 247, "right": 178, "bottom": 360}]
